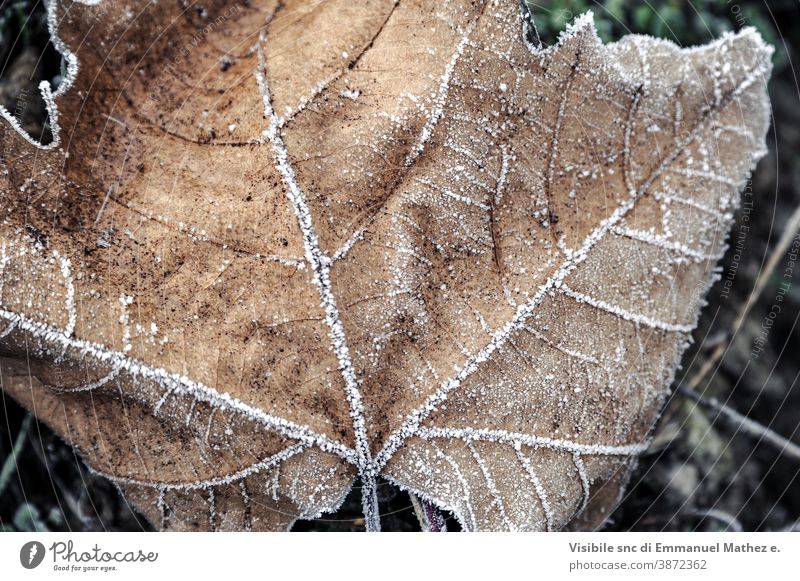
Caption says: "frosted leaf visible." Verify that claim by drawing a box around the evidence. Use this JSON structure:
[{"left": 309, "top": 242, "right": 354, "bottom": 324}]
[{"left": 0, "top": 0, "right": 772, "bottom": 531}]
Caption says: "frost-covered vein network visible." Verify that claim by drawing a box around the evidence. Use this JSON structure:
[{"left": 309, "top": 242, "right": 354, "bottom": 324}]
[
  {"left": 468, "top": 442, "right": 513, "bottom": 530},
  {"left": 544, "top": 53, "right": 579, "bottom": 219},
  {"left": 101, "top": 443, "right": 306, "bottom": 531},
  {"left": 403, "top": 11, "right": 482, "bottom": 167},
  {"left": 611, "top": 226, "right": 720, "bottom": 263},
  {"left": 0, "top": 308, "right": 356, "bottom": 462},
  {"left": 572, "top": 453, "right": 591, "bottom": 515},
  {"left": 415, "top": 427, "right": 649, "bottom": 456},
  {"left": 420, "top": 427, "right": 645, "bottom": 531},
  {"left": 55, "top": 251, "right": 77, "bottom": 337},
  {"left": 515, "top": 447, "right": 554, "bottom": 531},
  {"left": 0, "top": 0, "right": 772, "bottom": 532},
  {"left": 47, "top": 366, "right": 121, "bottom": 394},
  {"left": 387, "top": 425, "right": 638, "bottom": 531},
  {"left": 88, "top": 442, "right": 307, "bottom": 491},
  {"left": 558, "top": 285, "right": 694, "bottom": 333},
  {"left": 373, "top": 193, "right": 649, "bottom": 470},
  {"left": 326, "top": 6, "right": 486, "bottom": 265},
  {"left": 276, "top": 0, "right": 402, "bottom": 129},
  {"left": 637, "top": 58, "right": 769, "bottom": 196},
  {"left": 431, "top": 441, "right": 478, "bottom": 529},
  {"left": 112, "top": 199, "right": 306, "bottom": 269},
  {"left": 373, "top": 50, "right": 770, "bottom": 473},
  {"left": 255, "top": 32, "right": 378, "bottom": 529}
]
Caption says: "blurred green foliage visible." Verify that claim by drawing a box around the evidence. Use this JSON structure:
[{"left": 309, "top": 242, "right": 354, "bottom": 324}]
[{"left": 526, "top": 0, "right": 788, "bottom": 70}]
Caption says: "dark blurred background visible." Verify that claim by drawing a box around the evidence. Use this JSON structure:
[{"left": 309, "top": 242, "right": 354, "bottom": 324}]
[{"left": 0, "top": 0, "right": 798, "bottom": 532}]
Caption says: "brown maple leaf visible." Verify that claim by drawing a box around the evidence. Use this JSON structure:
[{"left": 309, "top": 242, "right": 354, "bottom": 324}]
[{"left": 0, "top": 0, "right": 772, "bottom": 531}]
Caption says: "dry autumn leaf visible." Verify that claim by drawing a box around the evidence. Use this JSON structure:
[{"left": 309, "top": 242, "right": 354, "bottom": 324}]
[{"left": 0, "top": 0, "right": 772, "bottom": 531}]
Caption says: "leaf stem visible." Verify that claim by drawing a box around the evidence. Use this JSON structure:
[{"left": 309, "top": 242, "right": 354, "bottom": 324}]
[
  {"left": 678, "top": 385, "right": 800, "bottom": 463},
  {"left": 409, "top": 493, "right": 446, "bottom": 532}
]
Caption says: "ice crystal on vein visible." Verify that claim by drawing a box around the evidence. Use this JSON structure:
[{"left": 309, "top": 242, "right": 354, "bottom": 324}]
[
  {"left": 572, "top": 453, "right": 591, "bottom": 515},
  {"left": 404, "top": 15, "right": 480, "bottom": 167},
  {"left": 118, "top": 293, "right": 134, "bottom": 352},
  {"left": 239, "top": 481, "right": 253, "bottom": 532},
  {"left": 468, "top": 442, "right": 514, "bottom": 530},
  {"left": 89, "top": 442, "right": 308, "bottom": 491},
  {"left": 0, "top": 308, "right": 355, "bottom": 460},
  {"left": 55, "top": 252, "right": 77, "bottom": 337},
  {"left": 376, "top": 185, "right": 655, "bottom": 470},
  {"left": 515, "top": 447, "right": 554, "bottom": 531},
  {"left": 255, "top": 31, "right": 379, "bottom": 529},
  {"left": 611, "top": 226, "right": 719, "bottom": 263},
  {"left": 415, "top": 427, "right": 650, "bottom": 456},
  {"left": 50, "top": 366, "right": 121, "bottom": 394}
]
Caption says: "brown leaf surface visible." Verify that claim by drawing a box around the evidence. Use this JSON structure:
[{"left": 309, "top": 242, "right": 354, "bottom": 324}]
[{"left": 0, "top": 0, "right": 772, "bottom": 531}]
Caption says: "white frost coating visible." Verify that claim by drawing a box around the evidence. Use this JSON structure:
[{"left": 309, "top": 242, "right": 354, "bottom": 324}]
[
  {"left": 239, "top": 481, "right": 252, "bottom": 532},
  {"left": 519, "top": 1, "right": 541, "bottom": 54},
  {"left": 331, "top": 223, "right": 369, "bottom": 263},
  {"left": 375, "top": 187, "right": 650, "bottom": 470},
  {"left": 493, "top": 145, "right": 511, "bottom": 206},
  {"left": 622, "top": 90, "right": 642, "bottom": 196},
  {"left": 515, "top": 447, "right": 554, "bottom": 531},
  {"left": 520, "top": 323, "right": 603, "bottom": 368},
  {"left": 376, "top": 33, "right": 771, "bottom": 476},
  {"left": 184, "top": 399, "right": 197, "bottom": 427},
  {"left": 255, "top": 34, "right": 377, "bottom": 529},
  {"left": 89, "top": 443, "right": 307, "bottom": 491},
  {"left": 559, "top": 284, "right": 693, "bottom": 332},
  {"left": 545, "top": 58, "right": 577, "bottom": 203},
  {"left": 654, "top": 191, "right": 718, "bottom": 216},
  {"left": 339, "top": 89, "right": 361, "bottom": 101},
  {"left": 0, "top": 0, "right": 102, "bottom": 149},
  {"left": 430, "top": 441, "right": 477, "bottom": 529},
  {"left": 94, "top": 186, "right": 113, "bottom": 225},
  {"left": 109, "top": 201, "right": 307, "bottom": 268},
  {"left": 0, "top": 242, "right": 9, "bottom": 300},
  {"left": 522, "top": 11, "right": 597, "bottom": 60},
  {"left": 55, "top": 252, "right": 77, "bottom": 337},
  {"left": 0, "top": 308, "right": 356, "bottom": 462},
  {"left": 572, "top": 452, "right": 590, "bottom": 516},
  {"left": 157, "top": 488, "right": 167, "bottom": 529},
  {"left": 279, "top": 70, "right": 343, "bottom": 128},
  {"left": 403, "top": 15, "right": 479, "bottom": 167},
  {"left": 611, "top": 226, "right": 718, "bottom": 263},
  {"left": 47, "top": 366, "right": 121, "bottom": 393},
  {"left": 671, "top": 167, "right": 740, "bottom": 188},
  {"left": 639, "top": 56, "right": 771, "bottom": 196},
  {"left": 468, "top": 442, "right": 514, "bottom": 530},
  {"left": 417, "top": 427, "right": 649, "bottom": 456},
  {"left": 303, "top": 463, "right": 341, "bottom": 508},
  {"left": 206, "top": 487, "right": 217, "bottom": 531},
  {"left": 153, "top": 386, "right": 176, "bottom": 415},
  {"left": 271, "top": 465, "right": 281, "bottom": 502},
  {"left": 118, "top": 294, "right": 134, "bottom": 352},
  {"left": 415, "top": 177, "right": 490, "bottom": 210},
  {"left": 382, "top": 471, "right": 471, "bottom": 532}
]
